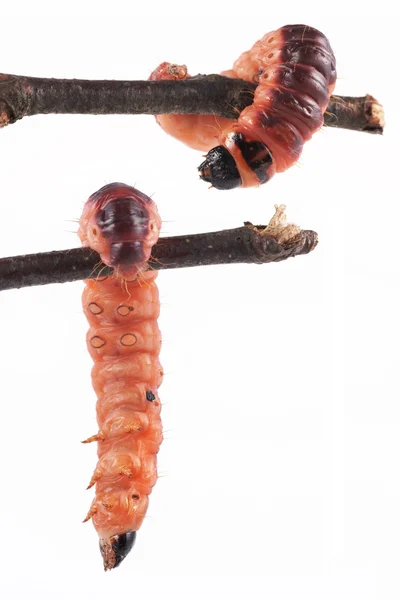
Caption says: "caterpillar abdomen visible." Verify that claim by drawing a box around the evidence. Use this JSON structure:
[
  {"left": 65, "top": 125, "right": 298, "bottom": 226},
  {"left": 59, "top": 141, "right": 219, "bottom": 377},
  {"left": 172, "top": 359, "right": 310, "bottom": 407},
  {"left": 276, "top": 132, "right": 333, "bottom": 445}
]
[
  {"left": 78, "top": 183, "right": 162, "bottom": 570},
  {"left": 150, "top": 24, "right": 336, "bottom": 189},
  {"left": 149, "top": 62, "right": 234, "bottom": 151}
]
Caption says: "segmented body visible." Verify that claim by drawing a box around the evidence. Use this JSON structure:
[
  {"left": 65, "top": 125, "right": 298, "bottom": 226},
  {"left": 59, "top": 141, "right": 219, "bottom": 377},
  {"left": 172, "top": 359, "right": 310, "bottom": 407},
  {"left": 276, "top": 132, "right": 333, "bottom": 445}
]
[
  {"left": 78, "top": 183, "right": 162, "bottom": 570},
  {"left": 150, "top": 24, "right": 336, "bottom": 189}
]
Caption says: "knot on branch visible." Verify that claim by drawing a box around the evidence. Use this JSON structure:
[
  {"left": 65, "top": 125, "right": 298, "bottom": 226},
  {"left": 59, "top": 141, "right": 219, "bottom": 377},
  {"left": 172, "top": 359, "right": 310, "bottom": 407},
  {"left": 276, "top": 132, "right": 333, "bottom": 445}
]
[
  {"left": 0, "top": 74, "right": 30, "bottom": 127},
  {"left": 364, "top": 94, "right": 385, "bottom": 133},
  {"left": 245, "top": 205, "right": 318, "bottom": 261}
]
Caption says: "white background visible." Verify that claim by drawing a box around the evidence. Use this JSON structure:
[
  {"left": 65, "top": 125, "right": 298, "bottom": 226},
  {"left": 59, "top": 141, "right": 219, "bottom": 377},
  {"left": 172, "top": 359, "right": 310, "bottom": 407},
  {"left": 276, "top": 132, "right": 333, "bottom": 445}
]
[{"left": 0, "top": 4, "right": 398, "bottom": 599}]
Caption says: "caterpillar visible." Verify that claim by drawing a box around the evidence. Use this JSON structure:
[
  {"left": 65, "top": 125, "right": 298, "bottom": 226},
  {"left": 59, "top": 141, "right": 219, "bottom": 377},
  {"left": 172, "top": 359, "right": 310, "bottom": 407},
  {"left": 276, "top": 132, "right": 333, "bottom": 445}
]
[
  {"left": 78, "top": 182, "right": 163, "bottom": 570},
  {"left": 150, "top": 24, "right": 336, "bottom": 189}
]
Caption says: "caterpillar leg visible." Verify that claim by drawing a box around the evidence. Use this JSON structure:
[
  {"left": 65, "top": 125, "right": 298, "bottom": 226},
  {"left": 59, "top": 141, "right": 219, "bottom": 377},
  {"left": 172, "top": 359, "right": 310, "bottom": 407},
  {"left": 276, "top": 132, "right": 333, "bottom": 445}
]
[
  {"left": 81, "top": 431, "right": 104, "bottom": 444},
  {"left": 83, "top": 502, "right": 98, "bottom": 523}
]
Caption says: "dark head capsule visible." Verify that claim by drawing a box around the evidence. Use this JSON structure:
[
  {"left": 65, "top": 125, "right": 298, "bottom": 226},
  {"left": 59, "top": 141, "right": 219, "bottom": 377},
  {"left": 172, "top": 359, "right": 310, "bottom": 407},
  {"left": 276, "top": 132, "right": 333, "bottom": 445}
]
[
  {"left": 95, "top": 197, "right": 150, "bottom": 241},
  {"left": 198, "top": 146, "right": 241, "bottom": 190},
  {"left": 100, "top": 531, "right": 137, "bottom": 570}
]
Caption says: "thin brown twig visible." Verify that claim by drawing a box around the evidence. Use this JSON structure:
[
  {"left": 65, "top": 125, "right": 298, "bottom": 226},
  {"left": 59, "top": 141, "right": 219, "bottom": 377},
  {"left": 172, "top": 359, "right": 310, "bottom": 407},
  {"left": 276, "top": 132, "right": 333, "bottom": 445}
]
[
  {"left": 0, "top": 73, "right": 384, "bottom": 134},
  {"left": 0, "top": 207, "right": 317, "bottom": 292}
]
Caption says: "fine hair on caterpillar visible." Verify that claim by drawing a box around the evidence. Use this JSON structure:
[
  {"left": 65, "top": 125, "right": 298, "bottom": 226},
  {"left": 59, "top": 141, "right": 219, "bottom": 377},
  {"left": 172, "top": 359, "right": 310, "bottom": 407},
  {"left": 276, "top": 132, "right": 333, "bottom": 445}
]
[
  {"left": 150, "top": 24, "right": 336, "bottom": 189},
  {"left": 79, "top": 182, "right": 163, "bottom": 570}
]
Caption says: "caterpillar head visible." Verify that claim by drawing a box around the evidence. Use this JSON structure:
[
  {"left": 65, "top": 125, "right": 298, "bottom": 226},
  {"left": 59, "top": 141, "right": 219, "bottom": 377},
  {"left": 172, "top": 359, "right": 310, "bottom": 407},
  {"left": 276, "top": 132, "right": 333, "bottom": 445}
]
[
  {"left": 198, "top": 146, "right": 242, "bottom": 190},
  {"left": 199, "top": 134, "right": 275, "bottom": 189},
  {"left": 92, "top": 489, "right": 149, "bottom": 570},
  {"left": 78, "top": 182, "right": 161, "bottom": 279},
  {"left": 99, "top": 531, "right": 137, "bottom": 571}
]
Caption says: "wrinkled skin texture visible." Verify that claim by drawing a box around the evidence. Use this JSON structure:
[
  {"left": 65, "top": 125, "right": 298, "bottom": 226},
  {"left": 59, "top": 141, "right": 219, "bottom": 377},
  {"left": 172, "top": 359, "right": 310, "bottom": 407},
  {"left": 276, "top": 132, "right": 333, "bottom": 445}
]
[
  {"left": 79, "top": 183, "right": 162, "bottom": 570},
  {"left": 150, "top": 25, "right": 337, "bottom": 188}
]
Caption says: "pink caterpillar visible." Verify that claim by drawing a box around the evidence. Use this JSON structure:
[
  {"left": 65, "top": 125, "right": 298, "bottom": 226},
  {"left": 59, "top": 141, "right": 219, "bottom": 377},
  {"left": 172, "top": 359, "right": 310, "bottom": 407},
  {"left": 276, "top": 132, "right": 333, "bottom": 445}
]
[
  {"left": 78, "top": 183, "right": 162, "bottom": 570},
  {"left": 150, "top": 24, "right": 336, "bottom": 189}
]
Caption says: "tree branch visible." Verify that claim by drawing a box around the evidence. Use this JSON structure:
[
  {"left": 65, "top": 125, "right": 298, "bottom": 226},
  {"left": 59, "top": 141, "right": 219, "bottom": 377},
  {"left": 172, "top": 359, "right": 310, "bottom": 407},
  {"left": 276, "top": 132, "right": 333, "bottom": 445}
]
[
  {"left": 0, "top": 208, "right": 317, "bottom": 291},
  {"left": 325, "top": 94, "right": 384, "bottom": 133},
  {"left": 0, "top": 73, "right": 384, "bottom": 134}
]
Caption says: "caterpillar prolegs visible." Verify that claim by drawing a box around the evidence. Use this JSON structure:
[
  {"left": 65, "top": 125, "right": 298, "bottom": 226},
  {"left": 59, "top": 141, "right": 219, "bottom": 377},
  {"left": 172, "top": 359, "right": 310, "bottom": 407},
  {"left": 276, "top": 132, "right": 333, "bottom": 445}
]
[
  {"left": 78, "top": 183, "right": 162, "bottom": 570},
  {"left": 150, "top": 24, "right": 337, "bottom": 189}
]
